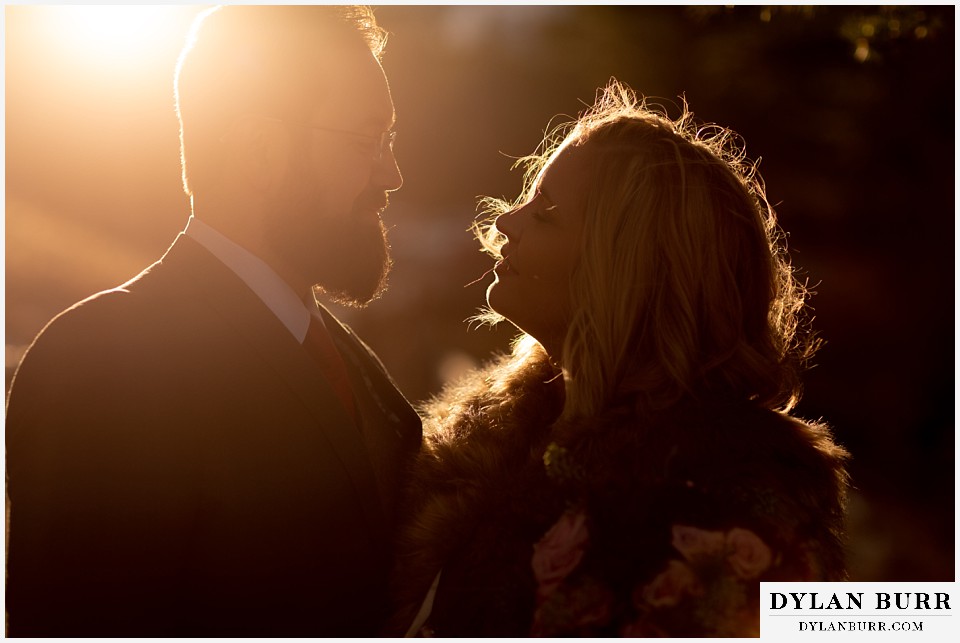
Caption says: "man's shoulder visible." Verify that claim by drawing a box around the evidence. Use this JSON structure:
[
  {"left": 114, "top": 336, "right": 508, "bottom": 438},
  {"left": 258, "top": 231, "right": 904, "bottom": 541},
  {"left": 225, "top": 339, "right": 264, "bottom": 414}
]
[
  {"left": 30, "top": 235, "right": 246, "bottom": 344},
  {"left": 29, "top": 286, "right": 144, "bottom": 353},
  {"left": 11, "top": 250, "right": 213, "bottom": 382}
]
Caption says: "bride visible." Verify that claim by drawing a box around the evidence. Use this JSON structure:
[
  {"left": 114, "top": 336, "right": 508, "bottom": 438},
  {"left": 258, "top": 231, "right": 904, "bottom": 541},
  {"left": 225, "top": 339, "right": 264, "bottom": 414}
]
[{"left": 388, "top": 80, "right": 849, "bottom": 637}]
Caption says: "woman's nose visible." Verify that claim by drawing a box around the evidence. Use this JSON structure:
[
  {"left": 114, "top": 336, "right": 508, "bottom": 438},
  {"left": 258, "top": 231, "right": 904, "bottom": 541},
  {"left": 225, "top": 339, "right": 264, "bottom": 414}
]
[{"left": 495, "top": 208, "right": 519, "bottom": 239}]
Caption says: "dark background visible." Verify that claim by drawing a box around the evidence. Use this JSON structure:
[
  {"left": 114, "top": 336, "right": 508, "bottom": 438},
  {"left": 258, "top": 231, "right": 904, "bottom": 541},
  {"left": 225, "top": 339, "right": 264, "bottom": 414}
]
[{"left": 5, "top": 5, "right": 954, "bottom": 582}]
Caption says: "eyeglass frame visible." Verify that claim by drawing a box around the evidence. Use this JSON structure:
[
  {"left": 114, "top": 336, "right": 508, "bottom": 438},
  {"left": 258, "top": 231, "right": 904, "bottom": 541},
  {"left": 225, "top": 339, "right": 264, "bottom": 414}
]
[{"left": 261, "top": 116, "right": 396, "bottom": 162}]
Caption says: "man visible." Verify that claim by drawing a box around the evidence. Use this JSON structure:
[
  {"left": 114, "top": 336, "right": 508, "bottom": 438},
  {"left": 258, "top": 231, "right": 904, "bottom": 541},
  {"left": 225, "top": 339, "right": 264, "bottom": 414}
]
[{"left": 5, "top": 6, "right": 421, "bottom": 636}]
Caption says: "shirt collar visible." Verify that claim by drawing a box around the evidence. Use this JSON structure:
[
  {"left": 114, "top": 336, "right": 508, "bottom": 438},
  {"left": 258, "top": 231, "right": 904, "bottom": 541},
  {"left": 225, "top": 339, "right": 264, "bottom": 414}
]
[{"left": 185, "top": 216, "right": 313, "bottom": 342}]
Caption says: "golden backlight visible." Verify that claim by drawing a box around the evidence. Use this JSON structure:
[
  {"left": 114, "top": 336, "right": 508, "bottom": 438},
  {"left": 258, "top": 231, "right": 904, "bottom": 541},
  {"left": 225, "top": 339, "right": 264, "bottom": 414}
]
[
  {"left": 5, "top": 5, "right": 209, "bottom": 374},
  {"left": 38, "top": 5, "right": 194, "bottom": 64}
]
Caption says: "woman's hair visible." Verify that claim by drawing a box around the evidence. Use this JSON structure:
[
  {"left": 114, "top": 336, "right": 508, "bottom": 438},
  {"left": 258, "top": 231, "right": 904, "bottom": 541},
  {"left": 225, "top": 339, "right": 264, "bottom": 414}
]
[
  {"left": 174, "top": 5, "right": 386, "bottom": 197},
  {"left": 477, "top": 79, "right": 818, "bottom": 419}
]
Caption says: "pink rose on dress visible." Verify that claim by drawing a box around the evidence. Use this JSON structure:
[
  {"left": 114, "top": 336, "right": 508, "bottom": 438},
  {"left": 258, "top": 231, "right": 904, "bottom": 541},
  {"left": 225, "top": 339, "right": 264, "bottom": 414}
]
[
  {"left": 726, "top": 528, "right": 773, "bottom": 579},
  {"left": 671, "top": 524, "right": 726, "bottom": 561},
  {"left": 531, "top": 510, "right": 589, "bottom": 598},
  {"left": 640, "top": 559, "right": 704, "bottom": 608}
]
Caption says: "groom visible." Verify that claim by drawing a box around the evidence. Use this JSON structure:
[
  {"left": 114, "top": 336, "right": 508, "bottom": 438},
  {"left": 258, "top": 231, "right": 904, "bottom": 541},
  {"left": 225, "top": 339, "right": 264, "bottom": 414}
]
[{"left": 5, "top": 6, "right": 421, "bottom": 637}]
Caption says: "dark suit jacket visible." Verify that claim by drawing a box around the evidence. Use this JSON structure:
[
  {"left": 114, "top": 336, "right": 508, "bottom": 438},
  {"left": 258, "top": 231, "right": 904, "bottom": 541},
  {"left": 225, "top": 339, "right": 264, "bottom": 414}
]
[{"left": 5, "top": 234, "right": 422, "bottom": 636}]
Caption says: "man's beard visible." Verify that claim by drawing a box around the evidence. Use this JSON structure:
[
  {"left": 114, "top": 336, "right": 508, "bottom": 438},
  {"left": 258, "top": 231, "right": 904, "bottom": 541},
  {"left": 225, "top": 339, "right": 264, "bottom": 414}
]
[
  {"left": 316, "top": 197, "right": 393, "bottom": 307},
  {"left": 266, "top": 185, "right": 393, "bottom": 308}
]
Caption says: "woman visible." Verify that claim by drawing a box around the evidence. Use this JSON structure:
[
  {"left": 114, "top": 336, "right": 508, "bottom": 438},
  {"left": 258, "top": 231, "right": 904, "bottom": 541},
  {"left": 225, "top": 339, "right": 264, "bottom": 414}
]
[{"left": 389, "top": 80, "right": 849, "bottom": 637}]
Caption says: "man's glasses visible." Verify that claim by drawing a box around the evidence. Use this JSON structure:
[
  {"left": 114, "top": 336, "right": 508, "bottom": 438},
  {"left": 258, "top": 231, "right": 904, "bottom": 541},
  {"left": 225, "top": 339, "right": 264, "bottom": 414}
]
[{"left": 263, "top": 117, "right": 396, "bottom": 162}]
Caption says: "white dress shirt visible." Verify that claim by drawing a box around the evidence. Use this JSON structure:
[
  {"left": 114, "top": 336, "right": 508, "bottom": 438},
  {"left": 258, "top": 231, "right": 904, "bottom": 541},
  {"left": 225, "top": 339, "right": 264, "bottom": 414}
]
[{"left": 185, "top": 216, "right": 315, "bottom": 343}]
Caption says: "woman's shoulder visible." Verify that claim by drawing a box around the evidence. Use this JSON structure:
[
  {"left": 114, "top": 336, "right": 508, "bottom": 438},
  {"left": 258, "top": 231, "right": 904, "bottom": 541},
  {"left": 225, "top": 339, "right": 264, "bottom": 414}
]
[
  {"left": 564, "top": 398, "right": 847, "bottom": 496},
  {"left": 673, "top": 401, "right": 847, "bottom": 495},
  {"left": 555, "top": 398, "right": 851, "bottom": 574},
  {"left": 565, "top": 400, "right": 848, "bottom": 540}
]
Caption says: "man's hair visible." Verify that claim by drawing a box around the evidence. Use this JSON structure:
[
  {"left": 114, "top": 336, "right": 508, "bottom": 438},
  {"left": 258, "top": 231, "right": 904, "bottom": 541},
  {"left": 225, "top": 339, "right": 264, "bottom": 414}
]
[
  {"left": 174, "top": 5, "right": 386, "bottom": 197},
  {"left": 477, "top": 79, "right": 817, "bottom": 419}
]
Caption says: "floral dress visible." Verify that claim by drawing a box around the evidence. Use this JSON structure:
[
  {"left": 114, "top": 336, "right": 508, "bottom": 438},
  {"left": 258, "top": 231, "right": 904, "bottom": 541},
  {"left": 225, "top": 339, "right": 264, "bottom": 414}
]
[
  {"left": 525, "top": 405, "right": 848, "bottom": 638},
  {"left": 532, "top": 506, "right": 777, "bottom": 636}
]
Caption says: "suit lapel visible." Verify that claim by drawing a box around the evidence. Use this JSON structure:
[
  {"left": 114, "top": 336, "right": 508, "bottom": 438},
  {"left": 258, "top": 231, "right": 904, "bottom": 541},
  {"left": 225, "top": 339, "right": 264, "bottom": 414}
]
[
  {"left": 317, "top": 304, "right": 421, "bottom": 448},
  {"left": 155, "top": 235, "right": 387, "bottom": 535}
]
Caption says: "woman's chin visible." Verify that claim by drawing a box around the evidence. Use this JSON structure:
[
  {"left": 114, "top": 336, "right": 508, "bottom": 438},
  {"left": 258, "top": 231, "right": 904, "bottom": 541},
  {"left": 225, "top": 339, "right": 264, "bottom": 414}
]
[
  {"left": 485, "top": 280, "right": 509, "bottom": 316},
  {"left": 484, "top": 277, "right": 499, "bottom": 301}
]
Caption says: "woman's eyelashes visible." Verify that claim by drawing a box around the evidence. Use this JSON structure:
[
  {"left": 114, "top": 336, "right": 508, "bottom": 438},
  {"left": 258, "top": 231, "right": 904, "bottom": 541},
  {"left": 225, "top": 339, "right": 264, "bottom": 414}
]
[
  {"left": 531, "top": 191, "right": 558, "bottom": 222},
  {"left": 532, "top": 208, "right": 553, "bottom": 222}
]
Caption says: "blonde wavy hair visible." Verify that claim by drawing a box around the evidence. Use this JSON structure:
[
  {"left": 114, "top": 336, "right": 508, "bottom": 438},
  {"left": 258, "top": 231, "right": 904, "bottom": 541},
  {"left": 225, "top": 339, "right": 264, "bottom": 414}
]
[{"left": 476, "top": 79, "right": 817, "bottom": 420}]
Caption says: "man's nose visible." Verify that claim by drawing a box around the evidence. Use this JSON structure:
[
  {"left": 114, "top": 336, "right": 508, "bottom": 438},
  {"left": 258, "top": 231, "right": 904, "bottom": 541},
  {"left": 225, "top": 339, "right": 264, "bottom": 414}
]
[{"left": 375, "top": 147, "right": 403, "bottom": 191}]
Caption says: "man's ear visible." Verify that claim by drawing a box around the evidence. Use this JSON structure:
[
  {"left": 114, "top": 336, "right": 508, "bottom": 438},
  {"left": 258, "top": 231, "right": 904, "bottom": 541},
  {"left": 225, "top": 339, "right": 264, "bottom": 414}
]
[{"left": 221, "top": 115, "right": 289, "bottom": 193}]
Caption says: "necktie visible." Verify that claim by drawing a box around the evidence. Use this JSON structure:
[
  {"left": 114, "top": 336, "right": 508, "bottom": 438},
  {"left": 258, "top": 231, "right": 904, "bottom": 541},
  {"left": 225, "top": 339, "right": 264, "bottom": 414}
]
[{"left": 303, "top": 314, "right": 358, "bottom": 424}]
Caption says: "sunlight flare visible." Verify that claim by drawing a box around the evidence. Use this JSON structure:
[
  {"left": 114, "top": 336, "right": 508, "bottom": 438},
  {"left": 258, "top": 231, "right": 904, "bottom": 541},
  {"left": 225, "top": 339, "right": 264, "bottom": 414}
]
[{"left": 45, "top": 5, "right": 200, "bottom": 64}]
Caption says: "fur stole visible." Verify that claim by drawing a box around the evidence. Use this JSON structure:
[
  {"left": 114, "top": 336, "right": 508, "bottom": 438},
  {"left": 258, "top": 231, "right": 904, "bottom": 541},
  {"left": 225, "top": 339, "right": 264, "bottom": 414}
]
[
  {"left": 386, "top": 348, "right": 849, "bottom": 636},
  {"left": 385, "top": 348, "right": 564, "bottom": 634}
]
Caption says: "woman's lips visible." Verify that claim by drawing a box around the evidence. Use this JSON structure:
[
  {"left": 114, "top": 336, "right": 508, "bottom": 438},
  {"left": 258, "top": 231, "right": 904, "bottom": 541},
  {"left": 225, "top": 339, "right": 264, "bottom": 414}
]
[
  {"left": 496, "top": 244, "right": 518, "bottom": 276},
  {"left": 495, "top": 256, "right": 517, "bottom": 276}
]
